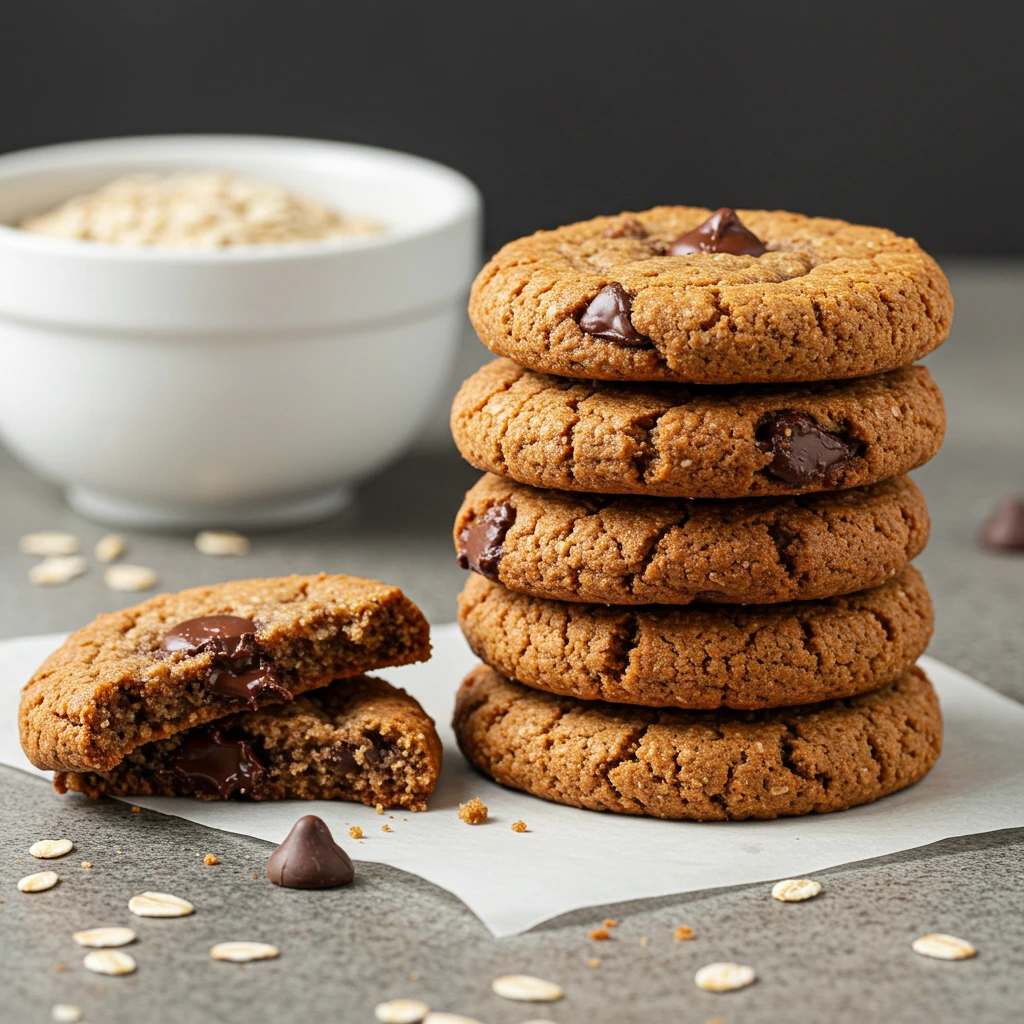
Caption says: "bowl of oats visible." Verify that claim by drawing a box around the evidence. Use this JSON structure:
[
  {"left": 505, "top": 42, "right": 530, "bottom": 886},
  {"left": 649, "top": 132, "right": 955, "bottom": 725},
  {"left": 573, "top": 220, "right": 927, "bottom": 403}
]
[{"left": 0, "top": 135, "right": 481, "bottom": 527}]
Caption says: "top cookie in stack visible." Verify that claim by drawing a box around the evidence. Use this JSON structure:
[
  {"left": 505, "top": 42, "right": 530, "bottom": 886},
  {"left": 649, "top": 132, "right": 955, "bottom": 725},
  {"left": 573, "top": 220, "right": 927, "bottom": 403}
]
[
  {"left": 449, "top": 207, "right": 950, "bottom": 821},
  {"left": 467, "top": 206, "right": 952, "bottom": 385}
]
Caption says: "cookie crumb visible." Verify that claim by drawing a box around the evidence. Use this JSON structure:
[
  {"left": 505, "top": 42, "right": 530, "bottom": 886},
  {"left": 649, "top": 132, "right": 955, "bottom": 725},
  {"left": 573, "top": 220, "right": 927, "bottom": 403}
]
[
  {"left": 511, "top": 819, "right": 527, "bottom": 833},
  {"left": 376, "top": 804, "right": 385, "bottom": 815},
  {"left": 131, "top": 806, "right": 141, "bottom": 813},
  {"left": 250, "top": 874, "right": 258, "bottom": 880},
  {"left": 603, "top": 918, "right": 618, "bottom": 928},
  {"left": 53, "top": 963, "right": 67, "bottom": 973},
  {"left": 80, "top": 862, "right": 92, "bottom": 869},
  {"left": 203, "top": 854, "right": 219, "bottom": 866},
  {"left": 588, "top": 958, "right": 601, "bottom": 968},
  {"left": 458, "top": 797, "right": 489, "bottom": 825},
  {"left": 382, "top": 824, "right": 392, "bottom": 833},
  {"left": 349, "top": 826, "right": 363, "bottom": 839},
  {"left": 674, "top": 925, "right": 695, "bottom": 942},
  {"left": 590, "top": 928, "right": 611, "bottom": 941}
]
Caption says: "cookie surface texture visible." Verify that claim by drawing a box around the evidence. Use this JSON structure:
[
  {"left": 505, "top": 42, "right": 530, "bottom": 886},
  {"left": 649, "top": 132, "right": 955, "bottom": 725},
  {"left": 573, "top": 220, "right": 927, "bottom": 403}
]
[
  {"left": 459, "top": 566, "right": 933, "bottom": 709},
  {"left": 469, "top": 206, "right": 953, "bottom": 384},
  {"left": 451, "top": 359, "right": 944, "bottom": 500},
  {"left": 455, "top": 473, "right": 929, "bottom": 605},
  {"left": 452, "top": 664, "right": 942, "bottom": 820}
]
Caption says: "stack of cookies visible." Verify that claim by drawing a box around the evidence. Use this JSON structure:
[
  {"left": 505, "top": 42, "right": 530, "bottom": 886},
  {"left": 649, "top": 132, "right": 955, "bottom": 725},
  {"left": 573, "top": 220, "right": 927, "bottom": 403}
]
[
  {"left": 20, "top": 573, "right": 442, "bottom": 810},
  {"left": 450, "top": 206, "right": 952, "bottom": 821}
]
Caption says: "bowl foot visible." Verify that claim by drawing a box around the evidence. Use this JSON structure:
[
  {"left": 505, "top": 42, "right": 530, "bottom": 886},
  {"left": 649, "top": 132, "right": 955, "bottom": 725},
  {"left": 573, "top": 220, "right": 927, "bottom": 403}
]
[{"left": 66, "top": 485, "right": 353, "bottom": 531}]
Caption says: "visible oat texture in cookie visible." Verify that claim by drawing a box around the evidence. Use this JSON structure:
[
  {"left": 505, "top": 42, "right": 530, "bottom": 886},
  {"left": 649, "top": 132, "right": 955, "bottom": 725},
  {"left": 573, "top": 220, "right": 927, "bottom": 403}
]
[
  {"left": 453, "top": 663, "right": 942, "bottom": 819},
  {"left": 455, "top": 473, "right": 928, "bottom": 605},
  {"left": 459, "top": 566, "right": 933, "bottom": 709},
  {"left": 469, "top": 206, "right": 953, "bottom": 385},
  {"left": 55, "top": 677, "right": 443, "bottom": 811},
  {"left": 451, "top": 359, "right": 944, "bottom": 500},
  {"left": 20, "top": 574, "right": 431, "bottom": 773}
]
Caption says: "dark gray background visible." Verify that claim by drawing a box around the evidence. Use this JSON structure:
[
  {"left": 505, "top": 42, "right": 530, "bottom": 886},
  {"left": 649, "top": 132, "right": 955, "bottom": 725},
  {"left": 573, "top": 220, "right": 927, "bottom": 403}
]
[{"left": 2, "top": 0, "right": 1021, "bottom": 254}]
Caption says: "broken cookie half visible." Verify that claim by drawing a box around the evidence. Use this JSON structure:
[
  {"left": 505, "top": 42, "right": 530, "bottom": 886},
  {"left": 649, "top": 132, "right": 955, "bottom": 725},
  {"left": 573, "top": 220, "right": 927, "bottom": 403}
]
[
  {"left": 20, "top": 573, "right": 440, "bottom": 809},
  {"left": 54, "top": 676, "right": 443, "bottom": 811}
]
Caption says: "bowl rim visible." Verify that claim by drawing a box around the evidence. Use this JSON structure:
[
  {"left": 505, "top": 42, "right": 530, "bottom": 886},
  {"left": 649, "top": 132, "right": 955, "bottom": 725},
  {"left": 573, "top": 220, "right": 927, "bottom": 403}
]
[{"left": 0, "top": 133, "right": 481, "bottom": 263}]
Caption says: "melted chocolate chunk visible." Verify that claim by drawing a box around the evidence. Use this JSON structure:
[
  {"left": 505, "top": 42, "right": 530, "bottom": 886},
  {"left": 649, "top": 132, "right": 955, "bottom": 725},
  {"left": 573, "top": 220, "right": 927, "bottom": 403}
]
[
  {"left": 756, "top": 412, "right": 858, "bottom": 486},
  {"left": 578, "top": 283, "right": 651, "bottom": 346},
  {"left": 979, "top": 497, "right": 1024, "bottom": 551},
  {"left": 361, "top": 730, "right": 395, "bottom": 767},
  {"left": 668, "top": 207, "right": 767, "bottom": 257},
  {"left": 266, "top": 815, "right": 355, "bottom": 889},
  {"left": 161, "top": 614, "right": 292, "bottom": 710},
  {"left": 334, "top": 745, "right": 360, "bottom": 775},
  {"left": 457, "top": 502, "right": 517, "bottom": 581},
  {"left": 167, "top": 728, "right": 265, "bottom": 799}
]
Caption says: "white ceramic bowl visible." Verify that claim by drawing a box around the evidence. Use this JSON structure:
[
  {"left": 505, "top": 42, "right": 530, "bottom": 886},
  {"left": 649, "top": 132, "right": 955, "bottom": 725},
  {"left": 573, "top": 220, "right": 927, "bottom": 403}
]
[{"left": 0, "top": 135, "right": 481, "bottom": 528}]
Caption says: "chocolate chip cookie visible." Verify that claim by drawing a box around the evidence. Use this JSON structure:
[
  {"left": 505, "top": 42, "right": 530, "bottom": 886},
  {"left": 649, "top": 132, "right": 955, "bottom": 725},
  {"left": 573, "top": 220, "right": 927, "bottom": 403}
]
[
  {"left": 459, "top": 566, "right": 932, "bottom": 709},
  {"left": 469, "top": 206, "right": 953, "bottom": 385},
  {"left": 451, "top": 359, "right": 944, "bottom": 500},
  {"left": 20, "top": 574, "right": 431, "bottom": 773},
  {"left": 54, "top": 676, "right": 443, "bottom": 811},
  {"left": 452, "top": 663, "right": 942, "bottom": 820},
  {"left": 455, "top": 473, "right": 928, "bottom": 605}
]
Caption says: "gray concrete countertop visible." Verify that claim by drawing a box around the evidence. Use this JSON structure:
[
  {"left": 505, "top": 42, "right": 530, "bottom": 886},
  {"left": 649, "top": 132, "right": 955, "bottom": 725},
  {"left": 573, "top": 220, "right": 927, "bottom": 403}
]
[{"left": 1, "top": 261, "right": 1022, "bottom": 1023}]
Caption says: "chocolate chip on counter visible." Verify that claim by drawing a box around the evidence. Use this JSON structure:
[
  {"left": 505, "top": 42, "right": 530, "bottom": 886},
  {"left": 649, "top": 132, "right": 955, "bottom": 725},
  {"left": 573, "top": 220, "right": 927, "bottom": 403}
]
[
  {"left": 457, "top": 502, "right": 517, "bottom": 581},
  {"left": 265, "top": 815, "right": 355, "bottom": 889},
  {"left": 578, "top": 284, "right": 651, "bottom": 346},
  {"left": 668, "top": 207, "right": 767, "bottom": 257},
  {"left": 756, "top": 411, "right": 857, "bottom": 486},
  {"left": 166, "top": 729, "right": 266, "bottom": 799},
  {"left": 978, "top": 497, "right": 1024, "bottom": 551}
]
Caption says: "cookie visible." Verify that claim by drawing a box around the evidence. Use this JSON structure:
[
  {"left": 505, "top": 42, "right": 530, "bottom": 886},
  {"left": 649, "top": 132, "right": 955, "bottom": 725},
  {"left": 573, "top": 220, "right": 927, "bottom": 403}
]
[
  {"left": 451, "top": 358, "right": 944, "bottom": 500},
  {"left": 452, "top": 663, "right": 942, "bottom": 820},
  {"left": 468, "top": 206, "right": 953, "bottom": 385},
  {"left": 455, "top": 473, "right": 928, "bottom": 605},
  {"left": 20, "top": 574, "right": 431, "bottom": 774},
  {"left": 54, "top": 676, "right": 443, "bottom": 811},
  {"left": 459, "top": 566, "right": 932, "bottom": 709}
]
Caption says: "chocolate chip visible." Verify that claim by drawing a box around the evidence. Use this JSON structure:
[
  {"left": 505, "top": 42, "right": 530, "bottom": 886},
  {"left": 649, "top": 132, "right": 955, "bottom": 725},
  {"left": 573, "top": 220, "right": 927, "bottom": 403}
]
[
  {"left": 668, "top": 207, "right": 767, "bottom": 257},
  {"left": 206, "top": 664, "right": 292, "bottom": 710},
  {"left": 167, "top": 728, "right": 266, "bottom": 799},
  {"left": 334, "top": 745, "right": 360, "bottom": 775},
  {"left": 265, "top": 815, "right": 354, "bottom": 889},
  {"left": 457, "top": 502, "right": 517, "bottom": 581},
  {"left": 161, "top": 614, "right": 292, "bottom": 709},
  {"left": 578, "top": 283, "right": 651, "bottom": 346},
  {"left": 161, "top": 615, "right": 258, "bottom": 662},
  {"left": 979, "top": 497, "right": 1024, "bottom": 551},
  {"left": 361, "top": 730, "right": 395, "bottom": 767},
  {"left": 755, "top": 411, "right": 858, "bottom": 486}
]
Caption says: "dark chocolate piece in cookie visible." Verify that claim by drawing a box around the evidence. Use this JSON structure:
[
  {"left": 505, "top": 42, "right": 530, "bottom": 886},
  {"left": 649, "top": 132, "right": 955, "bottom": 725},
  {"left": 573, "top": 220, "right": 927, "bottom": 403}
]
[
  {"left": 20, "top": 574, "right": 431, "bottom": 774},
  {"left": 456, "top": 502, "right": 516, "bottom": 581},
  {"left": 468, "top": 206, "right": 953, "bottom": 384},
  {"left": 53, "top": 676, "right": 443, "bottom": 811},
  {"left": 452, "top": 664, "right": 942, "bottom": 820},
  {"left": 451, "top": 358, "right": 945, "bottom": 500}
]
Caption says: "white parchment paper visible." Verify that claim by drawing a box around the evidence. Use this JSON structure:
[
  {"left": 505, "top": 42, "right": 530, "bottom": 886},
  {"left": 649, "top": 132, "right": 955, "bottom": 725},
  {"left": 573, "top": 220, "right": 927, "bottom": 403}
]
[{"left": 2, "top": 625, "right": 1022, "bottom": 937}]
